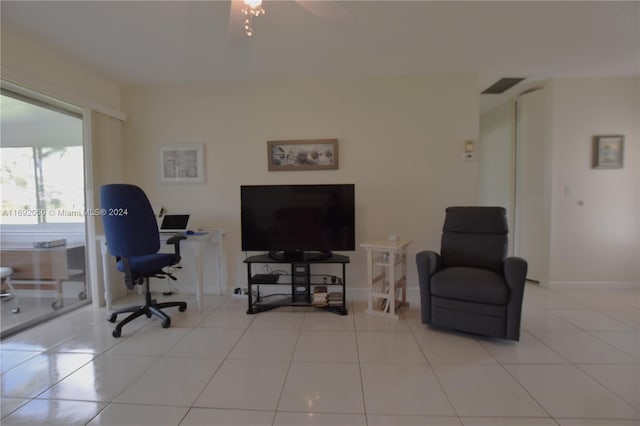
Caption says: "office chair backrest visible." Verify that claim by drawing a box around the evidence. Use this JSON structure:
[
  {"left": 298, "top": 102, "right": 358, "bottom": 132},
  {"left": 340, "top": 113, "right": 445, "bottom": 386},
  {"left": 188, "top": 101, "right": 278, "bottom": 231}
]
[
  {"left": 441, "top": 206, "right": 508, "bottom": 273},
  {"left": 100, "top": 184, "right": 160, "bottom": 258}
]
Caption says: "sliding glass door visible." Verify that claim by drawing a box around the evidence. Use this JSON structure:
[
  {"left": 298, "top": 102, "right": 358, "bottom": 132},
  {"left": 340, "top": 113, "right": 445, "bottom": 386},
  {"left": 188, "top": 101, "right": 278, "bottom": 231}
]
[{"left": 0, "top": 84, "right": 89, "bottom": 337}]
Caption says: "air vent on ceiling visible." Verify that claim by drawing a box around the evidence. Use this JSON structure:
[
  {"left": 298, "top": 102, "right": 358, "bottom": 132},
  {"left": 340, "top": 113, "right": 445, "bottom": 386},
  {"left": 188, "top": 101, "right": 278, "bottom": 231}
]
[{"left": 482, "top": 78, "right": 526, "bottom": 94}]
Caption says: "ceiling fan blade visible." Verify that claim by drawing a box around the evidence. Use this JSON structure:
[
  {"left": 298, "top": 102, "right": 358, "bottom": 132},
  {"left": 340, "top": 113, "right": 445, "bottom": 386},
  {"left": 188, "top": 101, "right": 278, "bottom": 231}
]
[
  {"left": 228, "top": 0, "right": 250, "bottom": 45},
  {"left": 295, "top": 0, "right": 352, "bottom": 24}
]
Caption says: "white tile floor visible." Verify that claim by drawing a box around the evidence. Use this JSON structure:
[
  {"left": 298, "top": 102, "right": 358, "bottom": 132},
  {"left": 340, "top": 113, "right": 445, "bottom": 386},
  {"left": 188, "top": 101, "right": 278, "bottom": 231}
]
[
  {"left": 0, "top": 283, "right": 639, "bottom": 425},
  {"left": 1, "top": 296, "right": 87, "bottom": 334}
]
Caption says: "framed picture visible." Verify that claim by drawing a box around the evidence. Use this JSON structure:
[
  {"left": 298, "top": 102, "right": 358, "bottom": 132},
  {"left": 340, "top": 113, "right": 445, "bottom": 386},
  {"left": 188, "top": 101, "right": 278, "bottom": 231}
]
[
  {"left": 592, "top": 135, "right": 624, "bottom": 169},
  {"left": 160, "top": 144, "right": 205, "bottom": 184},
  {"left": 267, "top": 139, "right": 339, "bottom": 171}
]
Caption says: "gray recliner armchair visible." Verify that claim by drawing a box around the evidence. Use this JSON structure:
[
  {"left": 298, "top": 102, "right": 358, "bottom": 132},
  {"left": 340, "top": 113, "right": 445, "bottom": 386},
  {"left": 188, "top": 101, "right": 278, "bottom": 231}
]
[{"left": 416, "top": 206, "right": 527, "bottom": 341}]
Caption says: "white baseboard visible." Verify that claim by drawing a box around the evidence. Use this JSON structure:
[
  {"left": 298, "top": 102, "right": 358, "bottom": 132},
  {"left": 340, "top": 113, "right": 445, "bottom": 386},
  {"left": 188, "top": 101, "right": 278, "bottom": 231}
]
[
  {"left": 544, "top": 281, "right": 639, "bottom": 289},
  {"left": 347, "top": 288, "right": 369, "bottom": 301}
]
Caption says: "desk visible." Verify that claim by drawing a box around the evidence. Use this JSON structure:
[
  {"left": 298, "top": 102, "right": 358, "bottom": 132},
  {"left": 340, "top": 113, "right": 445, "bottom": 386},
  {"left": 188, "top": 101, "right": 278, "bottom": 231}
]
[
  {"left": 0, "top": 243, "right": 86, "bottom": 310},
  {"left": 97, "top": 229, "right": 225, "bottom": 312}
]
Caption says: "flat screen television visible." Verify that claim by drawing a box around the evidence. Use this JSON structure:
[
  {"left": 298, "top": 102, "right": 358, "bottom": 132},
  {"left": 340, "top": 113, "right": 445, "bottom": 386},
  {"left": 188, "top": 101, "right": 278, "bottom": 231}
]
[{"left": 241, "top": 184, "right": 355, "bottom": 261}]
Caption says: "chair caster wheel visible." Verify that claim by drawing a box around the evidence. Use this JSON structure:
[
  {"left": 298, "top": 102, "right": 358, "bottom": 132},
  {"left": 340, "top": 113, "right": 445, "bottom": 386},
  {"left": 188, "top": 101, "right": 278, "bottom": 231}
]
[
  {"left": 12, "top": 307, "right": 20, "bottom": 314},
  {"left": 146, "top": 312, "right": 152, "bottom": 318},
  {"left": 78, "top": 291, "right": 87, "bottom": 300},
  {"left": 112, "top": 328, "right": 121, "bottom": 338},
  {"left": 179, "top": 304, "right": 187, "bottom": 312},
  {"left": 52, "top": 300, "right": 63, "bottom": 310},
  {"left": 161, "top": 318, "right": 171, "bottom": 328},
  {"left": 108, "top": 313, "right": 117, "bottom": 323}
]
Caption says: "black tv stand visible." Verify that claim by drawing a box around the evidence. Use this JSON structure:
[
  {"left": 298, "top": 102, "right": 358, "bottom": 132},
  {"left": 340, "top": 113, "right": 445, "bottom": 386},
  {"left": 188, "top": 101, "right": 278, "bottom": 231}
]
[
  {"left": 268, "top": 250, "right": 332, "bottom": 262},
  {"left": 244, "top": 253, "right": 350, "bottom": 315}
]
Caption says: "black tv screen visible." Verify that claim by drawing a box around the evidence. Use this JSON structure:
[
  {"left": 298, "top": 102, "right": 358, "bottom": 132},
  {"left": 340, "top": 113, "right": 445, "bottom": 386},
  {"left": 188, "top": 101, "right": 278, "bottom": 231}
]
[{"left": 241, "top": 184, "right": 355, "bottom": 260}]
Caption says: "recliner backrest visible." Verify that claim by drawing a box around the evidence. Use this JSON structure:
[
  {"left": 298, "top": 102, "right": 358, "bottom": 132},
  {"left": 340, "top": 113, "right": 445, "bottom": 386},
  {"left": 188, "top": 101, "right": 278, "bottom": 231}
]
[
  {"left": 100, "top": 184, "right": 160, "bottom": 258},
  {"left": 440, "top": 206, "right": 508, "bottom": 273}
]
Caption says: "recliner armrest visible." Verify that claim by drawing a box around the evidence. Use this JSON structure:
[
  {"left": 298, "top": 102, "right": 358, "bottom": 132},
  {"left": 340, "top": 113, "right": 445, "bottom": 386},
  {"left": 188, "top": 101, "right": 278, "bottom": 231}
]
[
  {"left": 503, "top": 257, "right": 527, "bottom": 290},
  {"left": 503, "top": 256, "right": 527, "bottom": 340},
  {"left": 416, "top": 250, "right": 442, "bottom": 280},
  {"left": 416, "top": 250, "right": 442, "bottom": 325}
]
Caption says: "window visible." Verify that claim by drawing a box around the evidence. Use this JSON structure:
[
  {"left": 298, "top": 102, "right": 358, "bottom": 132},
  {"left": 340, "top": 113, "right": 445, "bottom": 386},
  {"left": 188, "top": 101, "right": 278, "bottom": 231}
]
[{"left": 0, "top": 90, "right": 84, "bottom": 225}]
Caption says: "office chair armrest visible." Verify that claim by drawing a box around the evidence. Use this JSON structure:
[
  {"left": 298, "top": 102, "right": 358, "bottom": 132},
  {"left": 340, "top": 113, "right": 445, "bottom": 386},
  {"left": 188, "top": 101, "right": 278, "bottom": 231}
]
[
  {"left": 119, "top": 257, "right": 140, "bottom": 289},
  {"left": 166, "top": 234, "right": 187, "bottom": 263},
  {"left": 166, "top": 235, "right": 187, "bottom": 245}
]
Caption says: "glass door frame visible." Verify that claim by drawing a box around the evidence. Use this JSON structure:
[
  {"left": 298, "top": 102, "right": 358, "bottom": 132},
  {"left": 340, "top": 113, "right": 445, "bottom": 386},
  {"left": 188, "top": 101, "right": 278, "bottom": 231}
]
[{"left": 0, "top": 79, "right": 98, "bottom": 338}]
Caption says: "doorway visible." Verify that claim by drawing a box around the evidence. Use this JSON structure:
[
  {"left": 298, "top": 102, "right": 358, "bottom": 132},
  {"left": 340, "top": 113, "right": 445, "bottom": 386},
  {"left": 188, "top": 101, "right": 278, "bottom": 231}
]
[
  {"left": 479, "top": 88, "right": 550, "bottom": 284},
  {"left": 513, "top": 89, "right": 550, "bottom": 283}
]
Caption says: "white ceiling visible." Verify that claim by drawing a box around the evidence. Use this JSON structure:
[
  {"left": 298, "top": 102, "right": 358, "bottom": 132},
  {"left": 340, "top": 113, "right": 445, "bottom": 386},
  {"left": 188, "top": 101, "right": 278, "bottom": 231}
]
[{"left": 2, "top": 1, "right": 638, "bottom": 113}]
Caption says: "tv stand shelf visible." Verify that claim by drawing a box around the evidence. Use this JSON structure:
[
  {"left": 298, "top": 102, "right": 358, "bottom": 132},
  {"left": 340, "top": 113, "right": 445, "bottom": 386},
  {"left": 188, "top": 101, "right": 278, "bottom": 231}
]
[{"left": 244, "top": 253, "right": 350, "bottom": 315}]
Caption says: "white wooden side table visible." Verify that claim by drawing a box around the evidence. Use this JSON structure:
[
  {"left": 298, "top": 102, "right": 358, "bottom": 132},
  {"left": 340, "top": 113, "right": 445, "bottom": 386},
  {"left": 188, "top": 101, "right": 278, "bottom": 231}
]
[{"left": 360, "top": 239, "right": 412, "bottom": 319}]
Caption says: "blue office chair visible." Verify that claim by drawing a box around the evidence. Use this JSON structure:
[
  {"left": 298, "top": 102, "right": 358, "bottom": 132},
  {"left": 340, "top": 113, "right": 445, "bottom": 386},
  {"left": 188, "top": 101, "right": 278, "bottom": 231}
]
[{"left": 100, "top": 184, "right": 187, "bottom": 337}]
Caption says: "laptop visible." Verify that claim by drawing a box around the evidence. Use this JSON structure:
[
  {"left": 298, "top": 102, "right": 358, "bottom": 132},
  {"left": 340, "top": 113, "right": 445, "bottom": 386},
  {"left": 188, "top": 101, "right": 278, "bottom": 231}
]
[{"left": 159, "top": 214, "right": 190, "bottom": 234}]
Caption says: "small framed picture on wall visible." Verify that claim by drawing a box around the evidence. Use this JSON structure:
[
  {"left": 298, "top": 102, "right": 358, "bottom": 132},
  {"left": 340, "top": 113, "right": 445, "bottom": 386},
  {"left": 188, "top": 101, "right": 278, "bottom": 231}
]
[
  {"left": 267, "top": 139, "right": 339, "bottom": 171},
  {"left": 592, "top": 135, "right": 624, "bottom": 169},
  {"left": 160, "top": 144, "right": 206, "bottom": 183}
]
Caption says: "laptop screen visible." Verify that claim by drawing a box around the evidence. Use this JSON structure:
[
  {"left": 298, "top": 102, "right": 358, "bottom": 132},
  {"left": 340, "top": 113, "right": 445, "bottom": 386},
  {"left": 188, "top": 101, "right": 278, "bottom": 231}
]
[{"left": 160, "top": 214, "right": 190, "bottom": 232}]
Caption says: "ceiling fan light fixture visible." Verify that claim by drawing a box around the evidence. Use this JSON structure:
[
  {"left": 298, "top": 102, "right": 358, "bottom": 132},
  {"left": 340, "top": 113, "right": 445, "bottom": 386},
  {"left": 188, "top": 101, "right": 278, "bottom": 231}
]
[
  {"left": 241, "top": 0, "right": 265, "bottom": 37},
  {"left": 243, "top": 0, "right": 263, "bottom": 9}
]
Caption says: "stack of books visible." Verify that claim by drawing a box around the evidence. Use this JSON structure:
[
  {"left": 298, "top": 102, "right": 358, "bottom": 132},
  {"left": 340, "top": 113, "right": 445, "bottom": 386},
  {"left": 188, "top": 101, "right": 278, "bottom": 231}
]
[
  {"left": 312, "top": 286, "right": 328, "bottom": 306},
  {"left": 327, "top": 292, "right": 343, "bottom": 306}
]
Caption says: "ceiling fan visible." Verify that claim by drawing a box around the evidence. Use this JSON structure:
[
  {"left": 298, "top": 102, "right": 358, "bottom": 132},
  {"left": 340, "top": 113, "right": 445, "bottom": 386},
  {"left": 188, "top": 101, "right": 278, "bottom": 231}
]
[{"left": 227, "top": 0, "right": 350, "bottom": 42}]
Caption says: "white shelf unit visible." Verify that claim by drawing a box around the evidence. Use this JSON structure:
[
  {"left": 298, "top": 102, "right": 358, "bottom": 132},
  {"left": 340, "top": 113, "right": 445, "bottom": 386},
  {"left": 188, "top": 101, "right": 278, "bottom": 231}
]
[{"left": 360, "top": 239, "right": 412, "bottom": 320}]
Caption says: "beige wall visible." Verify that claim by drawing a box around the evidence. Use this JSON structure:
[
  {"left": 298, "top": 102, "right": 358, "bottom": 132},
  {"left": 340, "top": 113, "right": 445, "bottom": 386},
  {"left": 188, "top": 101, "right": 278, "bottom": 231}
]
[
  {"left": 1, "top": 23, "right": 122, "bottom": 115},
  {"left": 121, "top": 74, "right": 480, "bottom": 292},
  {"left": 479, "top": 76, "right": 639, "bottom": 288},
  {"left": 549, "top": 77, "right": 639, "bottom": 286}
]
